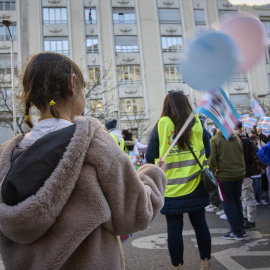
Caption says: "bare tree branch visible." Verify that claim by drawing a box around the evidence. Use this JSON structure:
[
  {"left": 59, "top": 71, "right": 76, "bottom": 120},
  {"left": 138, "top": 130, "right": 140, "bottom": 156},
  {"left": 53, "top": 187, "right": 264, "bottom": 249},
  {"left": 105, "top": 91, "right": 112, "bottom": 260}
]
[
  {"left": 0, "top": 71, "right": 25, "bottom": 135},
  {"left": 121, "top": 109, "right": 151, "bottom": 142},
  {"left": 84, "top": 63, "right": 115, "bottom": 122}
]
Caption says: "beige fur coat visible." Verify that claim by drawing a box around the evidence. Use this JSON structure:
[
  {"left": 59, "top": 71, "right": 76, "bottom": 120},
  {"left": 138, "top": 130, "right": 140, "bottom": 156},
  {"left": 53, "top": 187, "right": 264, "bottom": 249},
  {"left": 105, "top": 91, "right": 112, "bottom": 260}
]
[{"left": 0, "top": 116, "right": 167, "bottom": 270}]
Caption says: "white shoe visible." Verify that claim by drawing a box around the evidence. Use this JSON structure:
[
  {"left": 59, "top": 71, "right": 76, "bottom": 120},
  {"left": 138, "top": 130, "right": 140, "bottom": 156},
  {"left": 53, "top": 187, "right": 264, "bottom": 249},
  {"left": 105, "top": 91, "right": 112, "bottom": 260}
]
[
  {"left": 220, "top": 214, "right": 227, "bottom": 220},
  {"left": 206, "top": 205, "right": 218, "bottom": 213},
  {"left": 260, "top": 200, "right": 268, "bottom": 206},
  {"left": 255, "top": 201, "right": 260, "bottom": 206},
  {"left": 216, "top": 209, "right": 224, "bottom": 216},
  {"left": 205, "top": 204, "right": 213, "bottom": 210}
]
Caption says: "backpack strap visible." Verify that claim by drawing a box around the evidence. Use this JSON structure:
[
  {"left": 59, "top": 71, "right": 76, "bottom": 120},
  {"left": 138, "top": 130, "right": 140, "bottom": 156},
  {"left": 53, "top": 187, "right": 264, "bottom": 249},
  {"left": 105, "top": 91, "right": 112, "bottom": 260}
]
[{"left": 187, "top": 144, "right": 204, "bottom": 171}]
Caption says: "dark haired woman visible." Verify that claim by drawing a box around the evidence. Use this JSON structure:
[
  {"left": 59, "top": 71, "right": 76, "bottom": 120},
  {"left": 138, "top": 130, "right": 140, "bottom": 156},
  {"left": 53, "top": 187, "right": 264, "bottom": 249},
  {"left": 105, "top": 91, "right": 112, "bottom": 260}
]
[
  {"left": 146, "top": 92, "right": 211, "bottom": 270},
  {"left": 0, "top": 52, "right": 167, "bottom": 270},
  {"left": 122, "top": 129, "right": 136, "bottom": 153}
]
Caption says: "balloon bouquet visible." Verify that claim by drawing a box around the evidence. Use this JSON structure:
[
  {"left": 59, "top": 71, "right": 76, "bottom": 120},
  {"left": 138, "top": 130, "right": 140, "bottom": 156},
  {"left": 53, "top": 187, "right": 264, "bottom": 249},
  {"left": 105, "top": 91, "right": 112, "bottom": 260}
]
[
  {"left": 182, "top": 13, "right": 266, "bottom": 91},
  {"left": 162, "top": 13, "right": 267, "bottom": 161}
]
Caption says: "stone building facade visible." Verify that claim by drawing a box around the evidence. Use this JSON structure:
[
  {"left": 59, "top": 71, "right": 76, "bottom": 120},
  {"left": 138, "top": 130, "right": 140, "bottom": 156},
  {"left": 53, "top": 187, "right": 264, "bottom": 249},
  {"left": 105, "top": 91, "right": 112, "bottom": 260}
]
[{"left": 0, "top": 0, "right": 270, "bottom": 143}]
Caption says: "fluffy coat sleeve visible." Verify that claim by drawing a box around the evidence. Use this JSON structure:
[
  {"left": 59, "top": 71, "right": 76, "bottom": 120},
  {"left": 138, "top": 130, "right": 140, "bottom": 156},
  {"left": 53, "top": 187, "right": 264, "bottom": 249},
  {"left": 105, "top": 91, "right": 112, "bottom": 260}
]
[{"left": 85, "top": 125, "right": 167, "bottom": 236}]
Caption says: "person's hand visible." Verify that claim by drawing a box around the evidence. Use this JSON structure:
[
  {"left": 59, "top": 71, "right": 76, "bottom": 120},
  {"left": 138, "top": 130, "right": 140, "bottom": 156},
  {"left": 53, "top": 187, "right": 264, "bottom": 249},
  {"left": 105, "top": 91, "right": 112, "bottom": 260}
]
[
  {"left": 257, "top": 127, "right": 262, "bottom": 135},
  {"left": 242, "top": 128, "right": 247, "bottom": 136},
  {"left": 156, "top": 158, "right": 166, "bottom": 171}
]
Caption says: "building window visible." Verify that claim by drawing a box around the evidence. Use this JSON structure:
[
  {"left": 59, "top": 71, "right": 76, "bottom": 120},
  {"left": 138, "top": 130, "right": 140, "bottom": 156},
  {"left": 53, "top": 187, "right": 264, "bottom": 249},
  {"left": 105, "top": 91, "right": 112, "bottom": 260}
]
[
  {"left": 115, "top": 36, "right": 138, "bottom": 53},
  {"left": 194, "top": 9, "right": 206, "bottom": 25},
  {"left": 218, "top": 10, "right": 238, "bottom": 18},
  {"left": 86, "top": 37, "right": 98, "bottom": 53},
  {"left": 0, "top": 23, "right": 16, "bottom": 41},
  {"left": 164, "top": 65, "right": 183, "bottom": 83},
  {"left": 162, "top": 36, "right": 182, "bottom": 53},
  {"left": 84, "top": 8, "right": 97, "bottom": 24},
  {"left": 44, "top": 38, "right": 69, "bottom": 55},
  {"left": 117, "top": 65, "right": 141, "bottom": 85},
  {"left": 229, "top": 73, "right": 247, "bottom": 82},
  {"left": 120, "top": 98, "right": 143, "bottom": 115},
  {"left": 0, "top": 1, "right": 15, "bottom": 10},
  {"left": 261, "top": 17, "right": 270, "bottom": 36},
  {"left": 113, "top": 8, "right": 136, "bottom": 24},
  {"left": 88, "top": 66, "right": 100, "bottom": 85},
  {"left": 0, "top": 53, "right": 17, "bottom": 73},
  {"left": 0, "top": 67, "right": 17, "bottom": 74},
  {"left": 159, "top": 9, "right": 181, "bottom": 24},
  {"left": 90, "top": 99, "right": 102, "bottom": 115},
  {"left": 43, "top": 8, "right": 67, "bottom": 25},
  {"left": 260, "top": 5, "right": 270, "bottom": 9},
  {"left": 230, "top": 94, "right": 249, "bottom": 107},
  {"left": 130, "top": 128, "right": 138, "bottom": 139}
]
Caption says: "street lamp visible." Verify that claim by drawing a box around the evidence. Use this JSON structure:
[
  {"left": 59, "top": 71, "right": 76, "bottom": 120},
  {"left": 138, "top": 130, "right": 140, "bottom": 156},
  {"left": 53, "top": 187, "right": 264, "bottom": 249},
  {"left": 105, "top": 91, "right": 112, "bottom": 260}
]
[
  {"left": 114, "top": 109, "right": 121, "bottom": 130},
  {"left": 3, "top": 19, "right": 16, "bottom": 137}
]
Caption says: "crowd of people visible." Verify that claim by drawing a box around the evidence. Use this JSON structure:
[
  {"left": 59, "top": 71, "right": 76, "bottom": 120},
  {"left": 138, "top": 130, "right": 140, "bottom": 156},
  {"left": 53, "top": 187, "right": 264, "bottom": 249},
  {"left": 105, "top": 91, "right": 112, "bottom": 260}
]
[
  {"left": 104, "top": 119, "right": 147, "bottom": 167},
  {"left": 0, "top": 53, "right": 167, "bottom": 270},
  {"left": 205, "top": 123, "right": 270, "bottom": 234},
  {"left": 0, "top": 52, "right": 269, "bottom": 270}
]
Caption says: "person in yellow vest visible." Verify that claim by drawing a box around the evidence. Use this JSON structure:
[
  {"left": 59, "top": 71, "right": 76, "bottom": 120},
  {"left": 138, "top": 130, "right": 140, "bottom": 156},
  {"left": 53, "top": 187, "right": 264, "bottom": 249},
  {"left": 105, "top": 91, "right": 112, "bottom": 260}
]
[
  {"left": 146, "top": 91, "right": 211, "bottom": 270},
  {"left": 122, "top": 129, "right": 136, "bottom": 155},
  {"left": 105, "top": 119, "right": 126, "bottom": 152}
]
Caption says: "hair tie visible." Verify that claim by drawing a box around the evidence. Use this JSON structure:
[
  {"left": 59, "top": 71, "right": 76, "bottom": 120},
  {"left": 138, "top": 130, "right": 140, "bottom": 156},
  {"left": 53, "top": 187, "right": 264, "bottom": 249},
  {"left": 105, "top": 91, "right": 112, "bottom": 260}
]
[
  {"left": 25, "top": 115, "right": 30, "bottom": 120},
  {"left": 50, "top": 100, "right": 56, "bottom": 106}
]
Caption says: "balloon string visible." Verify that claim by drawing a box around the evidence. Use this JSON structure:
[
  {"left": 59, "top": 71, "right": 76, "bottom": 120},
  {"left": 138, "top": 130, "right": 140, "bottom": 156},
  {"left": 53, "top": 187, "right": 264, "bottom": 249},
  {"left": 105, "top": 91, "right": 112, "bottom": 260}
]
[{"left": 162, "top": 112, "right": 195, "bottom": 162}]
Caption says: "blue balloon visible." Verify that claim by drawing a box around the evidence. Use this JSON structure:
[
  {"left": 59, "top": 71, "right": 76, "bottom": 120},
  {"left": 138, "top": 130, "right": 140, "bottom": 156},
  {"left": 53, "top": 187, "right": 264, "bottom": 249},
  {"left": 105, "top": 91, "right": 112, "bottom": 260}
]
[{"left": 181, "top": 32, "right": 240, "bottom": 91}]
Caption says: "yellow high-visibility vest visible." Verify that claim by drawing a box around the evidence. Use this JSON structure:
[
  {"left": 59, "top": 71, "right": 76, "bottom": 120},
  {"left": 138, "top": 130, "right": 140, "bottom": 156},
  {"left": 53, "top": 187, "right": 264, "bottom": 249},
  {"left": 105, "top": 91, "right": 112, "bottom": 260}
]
[
  {"left": 109, "top": 133, "right": 127, "bottom": 152},
  {"left": 157, "top": 115, "right": 207, "bottom": 198}
]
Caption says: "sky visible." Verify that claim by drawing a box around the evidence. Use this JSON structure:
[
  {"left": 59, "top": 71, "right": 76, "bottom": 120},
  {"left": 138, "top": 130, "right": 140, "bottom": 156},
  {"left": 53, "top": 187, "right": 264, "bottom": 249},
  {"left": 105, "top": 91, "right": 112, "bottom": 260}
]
[{"left": 228, "top": 0, "right": 270, "bottom": 5}]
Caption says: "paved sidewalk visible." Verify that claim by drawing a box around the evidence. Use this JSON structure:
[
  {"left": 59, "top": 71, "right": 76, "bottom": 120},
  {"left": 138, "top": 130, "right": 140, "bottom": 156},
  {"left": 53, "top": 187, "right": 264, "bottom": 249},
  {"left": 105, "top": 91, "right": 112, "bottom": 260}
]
[{"left": 0, "top": 205, "right": 269, "bottom": 269}]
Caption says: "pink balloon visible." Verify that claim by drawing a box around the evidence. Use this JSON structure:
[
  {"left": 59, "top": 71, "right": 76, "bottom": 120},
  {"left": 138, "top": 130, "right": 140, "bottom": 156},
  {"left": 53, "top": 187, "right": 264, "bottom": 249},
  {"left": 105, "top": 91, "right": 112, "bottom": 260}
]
[{"left": 218, "top": 14, "right": 267, "bottom": 73}]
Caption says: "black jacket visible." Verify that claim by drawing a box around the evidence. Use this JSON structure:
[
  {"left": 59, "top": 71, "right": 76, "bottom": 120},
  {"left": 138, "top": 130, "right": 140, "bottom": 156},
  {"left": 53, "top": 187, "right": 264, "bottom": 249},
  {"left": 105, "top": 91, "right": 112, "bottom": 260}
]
[
  {"left": 239, "top": 135, "right": 252, "bottom": 178},
  {"left": 259, "top": 133, "right": 270, "bottom": 145}
]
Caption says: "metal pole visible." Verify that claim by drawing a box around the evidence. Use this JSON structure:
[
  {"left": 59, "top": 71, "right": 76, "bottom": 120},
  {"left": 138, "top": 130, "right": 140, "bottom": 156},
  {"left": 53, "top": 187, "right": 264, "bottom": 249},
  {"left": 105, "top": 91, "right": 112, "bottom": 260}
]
[
  {"left": 114, "top": 110, "right": 120, "bottom": 130},
  {"left": 10, "top": 35, "right": 16, "bottom": 137},
  {"left": 5, "top": 22, "right": 16, "bottom": 137}
]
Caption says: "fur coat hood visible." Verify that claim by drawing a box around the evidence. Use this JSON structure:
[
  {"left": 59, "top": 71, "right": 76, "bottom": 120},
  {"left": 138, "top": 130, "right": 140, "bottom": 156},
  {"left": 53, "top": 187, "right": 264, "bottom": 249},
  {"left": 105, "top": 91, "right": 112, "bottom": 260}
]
[
  {"left": 124, "top": 137, "right": 136, "bottom": 146},
  {"left": 0, "top": 116, "right": 167, "bottom": 270}
]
